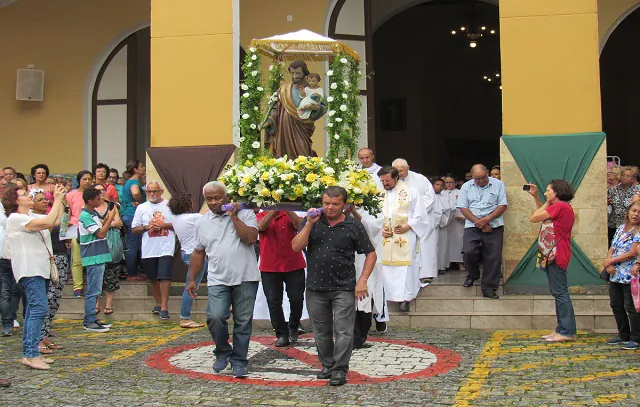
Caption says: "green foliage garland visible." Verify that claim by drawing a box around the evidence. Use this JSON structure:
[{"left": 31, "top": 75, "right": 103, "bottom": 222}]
[
  {"left": 267, "top": 62, "right": 285, "bottom": 96},
  {"left": 238, "top": 47, "right": 266, "bottom": 161},
  {"left": 326, "top": 54, "right": 361, "bottom": 168}
]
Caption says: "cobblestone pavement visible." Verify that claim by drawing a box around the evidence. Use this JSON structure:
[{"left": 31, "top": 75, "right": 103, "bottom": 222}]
[{"left": 0, "top": 320, "right": 639, "bottom": 406}]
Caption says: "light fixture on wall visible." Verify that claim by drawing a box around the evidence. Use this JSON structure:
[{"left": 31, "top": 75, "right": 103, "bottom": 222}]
[
  {"left": 482, "top": 72, "right": 502, "bottom": 89},
  {"left": 451, "top": 25, "right": 497, "bottom": 48}
]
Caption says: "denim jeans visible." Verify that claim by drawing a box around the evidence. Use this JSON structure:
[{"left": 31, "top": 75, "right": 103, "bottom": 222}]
[
  {"left": 84, "top": 264, "right": 106, "bottom": 326},
  {"left": 0, "top": 259, "right": 23, "bottom": 328},
  {"left": 123, "top": 217, "right": 141, "bottom": 276},
  {"left": 18, "top": 276, "right": 49, "bottom": 358},
  {"left": 306, "top": 290, "right": 355, "bottom": 373},
  {"left": 545, "top": 262, "right": 577, "bottom": 336},
  {"left": 206, "top": 281, "right": 258, "bottom": 368},
  {"left": 180, "top": 251, "right": 208, "bottom": 319}
]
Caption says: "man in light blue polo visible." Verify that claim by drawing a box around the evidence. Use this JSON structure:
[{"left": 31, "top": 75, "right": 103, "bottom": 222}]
[{"left": 457, "top": 164, "right": 508, "bottom": 299}]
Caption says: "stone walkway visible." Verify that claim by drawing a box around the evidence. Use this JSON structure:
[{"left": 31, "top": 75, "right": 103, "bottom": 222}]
[{"left": 0, "top": 320, "right": 638, "bottom": 406}]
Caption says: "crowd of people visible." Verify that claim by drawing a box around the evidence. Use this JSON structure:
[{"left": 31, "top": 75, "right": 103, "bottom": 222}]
[{"left": 0, "top": 152, "right": 633, "bottom": 387}]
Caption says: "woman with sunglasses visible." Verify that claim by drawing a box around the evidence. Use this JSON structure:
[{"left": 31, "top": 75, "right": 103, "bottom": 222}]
[
  {"left": 31, "top": 190, "right": 68, "bottom": 353},
  {"left": 2, "top": 183, "right": 66, "bottom": 370}
]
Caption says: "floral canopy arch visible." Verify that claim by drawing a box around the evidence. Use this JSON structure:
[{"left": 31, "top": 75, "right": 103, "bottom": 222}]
[{"left": 222, "top": 30, "right": 381, "bottom": 214}]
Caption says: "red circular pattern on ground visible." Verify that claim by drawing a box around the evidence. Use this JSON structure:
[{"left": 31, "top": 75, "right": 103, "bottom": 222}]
[{"left": 146, "top": 335, "right": 462, "bottom": 386}]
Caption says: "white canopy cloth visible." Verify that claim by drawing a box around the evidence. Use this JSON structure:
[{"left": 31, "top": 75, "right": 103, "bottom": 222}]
[{"left": 250, "top": 29, "right": 360, "bottom": 61}]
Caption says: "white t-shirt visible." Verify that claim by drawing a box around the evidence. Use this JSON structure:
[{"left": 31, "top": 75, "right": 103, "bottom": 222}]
[
  {"left": 172, "top": 213, "right": 202, "bottom": 255},
  {"left": 132, "top": 200, "right": 176, "bottom": 259},
  {"left": 5, "top": 213, "right": 52, "bottom": 281},
  {"left": 0, "top": 202, "right": 7, "bottom": 260}
]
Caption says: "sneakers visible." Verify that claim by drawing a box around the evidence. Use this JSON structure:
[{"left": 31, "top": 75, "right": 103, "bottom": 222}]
[
  {"left": 73, "top": 289, "right": 83, "bottom": 298},
  {"left": 622, "top": 340, "right": 640, "bottom": 350},
  {"left": 159, "top": 310, "right": 170, "bottom": 320},
  {"left": 152, "top": 306, "right": 161, "bottom": 315},
  {"left": 96, "top": 320, "right": 112, "bottom": 328},
  {"left": 1, "top": 326, "right": 13, "bottom": 337},
  {"left": 606, "top": 336, "right": 626, "bottom": 345},
  {"left": 232, "top": 365, "right": 248, "bottom": 378},
  {"left": 212, "top": 356, "right": 229, "bottom": 372},
  {"left": 289, "top": 329, "right": 299, "bottom": 344},
  {"left": 83, "top": 322, "right": 110, "bottom": 333}
]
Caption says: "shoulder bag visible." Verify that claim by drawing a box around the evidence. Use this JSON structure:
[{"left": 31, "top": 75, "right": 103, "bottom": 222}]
[{"left": 38, "top": 231, "right": 59, "bottom": 287}]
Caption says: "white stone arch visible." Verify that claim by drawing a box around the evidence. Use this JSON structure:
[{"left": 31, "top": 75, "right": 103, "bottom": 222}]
[
  {"left": 82, "top": 21, "right": 150, "bottom": 170},
  {"left": 599, "top": 2, "right": 640, "bottom": 55}
]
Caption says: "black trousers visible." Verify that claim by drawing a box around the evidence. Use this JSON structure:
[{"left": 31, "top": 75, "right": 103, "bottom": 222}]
[
  {"left": 353, "top": 310, "right": 372, "bottom": 348},
  {"left": 462, "top": 226, "right": 504, "bottom": 291},
  {"left": 609, "top": 281, "right": 640, "bottom": 343},
  {"left": 260, "top": 269, "right": 305, "bottom": 338}
]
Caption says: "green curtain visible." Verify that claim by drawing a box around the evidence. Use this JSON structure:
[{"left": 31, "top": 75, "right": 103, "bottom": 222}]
[{"left": 502, "top": 132, "right": 605, "bottom": 286}]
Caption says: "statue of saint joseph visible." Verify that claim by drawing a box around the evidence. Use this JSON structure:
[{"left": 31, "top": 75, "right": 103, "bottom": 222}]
[{"left": 261, "top": 60, "right": 327, "bottom": 159}]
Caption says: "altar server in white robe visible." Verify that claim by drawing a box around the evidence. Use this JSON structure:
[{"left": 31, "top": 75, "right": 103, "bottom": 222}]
[
  {"left": 392, "top": 159, "right": 438, "bottom": 284},
  {"left": 433, "top": 178, "right": 453, "bottom": 273},
  {"left": 349, "top": 205, "right": 385, "bottom": 346},
  {"left": 378, "top": 166, "right": 427, "bottom": 313},
  {"left": 444, "top": 175, "right": 465, "bottom": 268},
  {"left": 358, "top": 148, "right": 383, "bottom": 190}
]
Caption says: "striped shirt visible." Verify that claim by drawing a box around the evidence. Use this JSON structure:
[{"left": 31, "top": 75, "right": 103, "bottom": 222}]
[{"left": 78, "top": 208, "right": 112, "bottom": 266}]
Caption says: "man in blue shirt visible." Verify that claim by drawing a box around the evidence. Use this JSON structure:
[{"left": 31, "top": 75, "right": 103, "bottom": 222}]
[{"left": 457, "top": 164, "right": 508, "bottom": 298}]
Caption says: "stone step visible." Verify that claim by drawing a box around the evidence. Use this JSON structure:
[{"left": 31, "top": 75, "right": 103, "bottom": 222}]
[
  {"left": 57, "top": 296, "right": 209, "bottom": 314},
  {"left": 411, "top": 295, "right": 610, "bottom": 314},
  {"left": 418, "top": 285, "right": 504, "bottom": 298},
  {"left": 61, "top": 281, "right": 209, "bottom": 297}
]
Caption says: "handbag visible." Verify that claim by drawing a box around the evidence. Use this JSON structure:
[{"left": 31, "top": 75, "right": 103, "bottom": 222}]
[
  {"left": 106, "top": 227, "right": 124, "bottom": 262},
  {"left": 38, "top": 231, "right": 59, "bottom": 287},
  {"left": 599, "top": 267, "right": 610, "bottom": 282},
  {"left": 632, "top": 276, "right": 640, "bottom": 312}
]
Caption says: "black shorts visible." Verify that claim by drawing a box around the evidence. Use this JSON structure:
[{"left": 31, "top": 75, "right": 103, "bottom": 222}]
[{"left": 141, "top": 256, "right": 173, "bottom": 281}]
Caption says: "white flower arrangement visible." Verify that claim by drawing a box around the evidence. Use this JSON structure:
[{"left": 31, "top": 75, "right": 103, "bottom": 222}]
[
  {"left": 242, "top": 92, "right": 250, "bottom": 98},
  {"left": 330, "top": 82, "right": 338, "bottom": 90},
  {"left": 334, "top": 134, "right": 340, "bottom": 140},
  {"left": 342, "top": 93, "right": 348, "bottom": 99},
  {"left": 328, "top": 110, "right": 336, "bottom": 117},
  {"left": 251, "top": 71, "right": 258, "bottom": 77},
  {"left": 327, "top": 122, "right": 334, "bottom": 127},
  {"left": 257, "top": 86, "right": 264, "bottom": 92},
  {"left": 340, "top": 58, "right": 348, "bottom": 64},
  {"left": 241, "top": 84, "right": 249, "bottom": 91},
  {"left": 335, "top": 117, "right": 343, "bottom": 122},
  {"left": 251, "top": 54, "right": 257, "bottom": 60},
  {"left": 269, "top": 65, "right": 274, "bottom": 71},
  {"left": 339, "top": 104, "right": 347, "bottom": 112},
  {"left": 252, "top": 141, "right": 260, "bottom": 148},
  {"left": 249, "top": 47, "right": 256, "bottom": 53},
  {"left": 242, "top": 113, "right": 250, "bottom": 119},
  {"left": 327, "top": 70, "right": 334, "bottom": 76},
  {"left": 250, "top": 124, "right": 257, "bottom": 129},
  {"left": 247, "top": 62, "right": 253, "bottom": 67}
]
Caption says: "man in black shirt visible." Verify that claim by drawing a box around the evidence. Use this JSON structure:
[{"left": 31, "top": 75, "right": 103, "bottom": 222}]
[{"left": 292, "top": 186, "right": 377, "bottom": 386}]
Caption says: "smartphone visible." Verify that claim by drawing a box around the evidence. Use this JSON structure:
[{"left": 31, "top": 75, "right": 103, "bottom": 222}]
[
  {"left": 522, "top": 185, "right": 531, "bottom": 191},
  {"left": 107, "top": 201, "right": 115, "bottom": 211}
]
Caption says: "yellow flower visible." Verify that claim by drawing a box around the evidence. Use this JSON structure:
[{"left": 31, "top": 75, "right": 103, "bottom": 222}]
[
  {"left": 259, "top": 188, "right": 270, "bottom": 197},
  {"left": 294, "top": 185, "right": 304, "bottom": 196},
  {"left": 306, "top": 173, "right": 318, "bottom": 183},
  {"left": 271, "top": 190, "right": 283, "bottom": 200},
  {"left": 296, "top": 156, "right": 308, "bottom": 163},
  {"left": 242, "top": 176, "right": 253, "bottom": 185},
  {"left": 238, "top": 188, "right": 246, "bottom": 196},
  {"left": 261, "top": 172, "right": 270, "bottom": 181},
  {"left": 245, "top": 160, "right": 253, "bottom": 166},
  {"left": 321, "top": 175, "right": 337, "bottom": 186},
  {"left": 311, "top": 157, "right": 321, "bottom": 163},
  {"left": 355, "top": 198, "right": 363, "bottom": 205}
]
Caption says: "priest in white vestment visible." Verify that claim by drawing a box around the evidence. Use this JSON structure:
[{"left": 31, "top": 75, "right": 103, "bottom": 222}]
[
  {"left": 377, "top": 166, "right": 427, "bottom": 313},
  {"left": 433, "top": 178, "right": 453, "bottom": 273},
  {"left": 444, "top": 175, "right": 464, "bottom": 267},
  {"left": 358, "top": 147, "right": 383, "bottom": 190},
  {"left": 350, "top": 205, "right": 385, "bottom": 345},
  {"left": 392, "top": 159, "right": 438, "bottom": 283}
]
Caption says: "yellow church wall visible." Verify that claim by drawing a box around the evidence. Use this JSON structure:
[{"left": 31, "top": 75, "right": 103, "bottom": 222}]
[{"left": 0, "top": 0, "right": 150, "bottom": 175}]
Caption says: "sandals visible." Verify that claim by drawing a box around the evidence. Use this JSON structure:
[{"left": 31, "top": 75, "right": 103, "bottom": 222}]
[
  {"left": 43, "top": 339, "right": 63, "bottom": 350},
  {"left": 38, "top": 345, "right": 54, "bottom": 354},
  {"left": 103, "top": 308, "right": 114, "bottom": 315},
  {"left": 180, "top": 320, "right": 205, "bottom": 329}
]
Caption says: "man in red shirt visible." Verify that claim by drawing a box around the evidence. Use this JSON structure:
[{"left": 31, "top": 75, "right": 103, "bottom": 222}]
[{"left": 257, "top": 211, "right": 306, "bottom": 347}]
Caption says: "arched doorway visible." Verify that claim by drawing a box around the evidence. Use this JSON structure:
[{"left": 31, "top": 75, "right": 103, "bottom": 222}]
[
  {"left": 600, "top": 5, "right": 640, "bottom": 167},
  {"left": 92, "top": 27, "right": 150, "bottom": 171},
  {"left": 327, "top": 0, "right": 501, "bottom": 177}
]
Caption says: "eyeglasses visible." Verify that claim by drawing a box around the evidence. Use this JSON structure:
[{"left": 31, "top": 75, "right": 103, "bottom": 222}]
[{"left": 147, "top": 189, "right": 162, "bottom": 194}]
